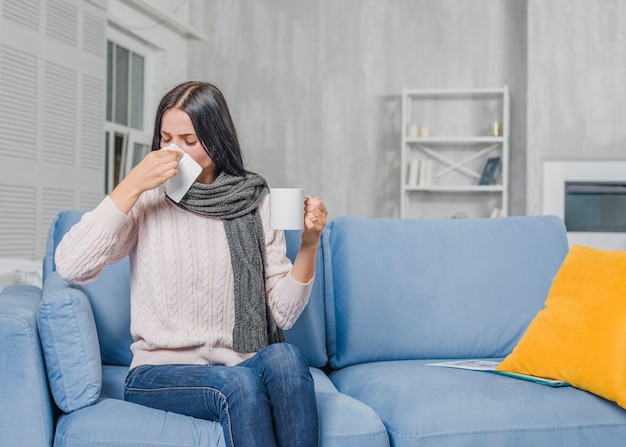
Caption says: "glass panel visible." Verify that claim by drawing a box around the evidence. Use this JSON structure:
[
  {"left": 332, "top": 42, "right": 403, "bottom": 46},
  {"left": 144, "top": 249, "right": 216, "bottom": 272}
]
[
  {"left": 130, "top": 53, "right": 144, "bottom": 130},
  {"left": 104, "top": 131, "right": 110, "bottom": 193},
  {"left": 114, "top": 133, "right": 126, "bottom": 188},
  {"left": 114, "top": 46, "right": 129, "bottom": 126},
  {"left": 564, "top": 182, "right": 626, "bottom": 232},
  {"left": 106, "top": 41, "right": 113, "bottom": 122},
  {"left": 132, "top": 142, "right": 148, "bottom": 168}
]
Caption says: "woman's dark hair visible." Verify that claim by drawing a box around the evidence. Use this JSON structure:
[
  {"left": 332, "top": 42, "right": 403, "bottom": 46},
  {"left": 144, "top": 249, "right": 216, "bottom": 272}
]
[{"left": 151, "top": 81, "right": 247, "bottom": 176}]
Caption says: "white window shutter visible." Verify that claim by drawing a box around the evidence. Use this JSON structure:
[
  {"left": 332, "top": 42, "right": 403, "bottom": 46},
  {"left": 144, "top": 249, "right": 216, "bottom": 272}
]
[{"left": 0, "top": 0, "right": 107, "bottom": 259}]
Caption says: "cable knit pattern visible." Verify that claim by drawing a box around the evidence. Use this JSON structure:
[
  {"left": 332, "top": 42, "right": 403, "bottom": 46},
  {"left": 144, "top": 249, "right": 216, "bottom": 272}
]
[{"left": 55, "top": 187, "right": 313, "bottom": 368}]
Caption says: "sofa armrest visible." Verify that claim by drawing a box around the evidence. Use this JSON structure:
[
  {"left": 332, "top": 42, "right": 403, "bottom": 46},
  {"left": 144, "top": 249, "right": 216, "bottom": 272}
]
[{"left": 0, "top": 285, "right": 54, "bottom": 447}]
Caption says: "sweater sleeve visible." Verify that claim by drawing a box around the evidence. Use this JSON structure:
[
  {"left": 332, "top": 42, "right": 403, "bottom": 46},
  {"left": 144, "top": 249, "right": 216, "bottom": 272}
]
[
  {"left": 259, "top": 194, "right": 314, "bottom": 330},
  {"left": 55, "top": 195, "right": 138, "bottom": 284}
]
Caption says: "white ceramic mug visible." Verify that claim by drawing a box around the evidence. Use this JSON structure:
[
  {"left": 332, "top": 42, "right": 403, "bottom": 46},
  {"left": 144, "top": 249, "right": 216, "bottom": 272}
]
[{"left": 270, "top": 188, "right": 304, "bottom": 230}]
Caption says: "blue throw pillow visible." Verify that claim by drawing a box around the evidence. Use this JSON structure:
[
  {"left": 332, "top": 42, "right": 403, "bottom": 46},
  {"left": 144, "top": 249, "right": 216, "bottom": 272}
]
[{"left": 38, "top": 272, "right": 101, "bottom": 413}]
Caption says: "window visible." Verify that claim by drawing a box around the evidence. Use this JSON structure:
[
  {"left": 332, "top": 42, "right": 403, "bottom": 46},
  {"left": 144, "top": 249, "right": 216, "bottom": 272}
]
[
  {"left": 104, "top": 41, "right": 149, "bottom": 193},
  {"left": 107, "top": 41, "right": 144, "bottom": 129}
]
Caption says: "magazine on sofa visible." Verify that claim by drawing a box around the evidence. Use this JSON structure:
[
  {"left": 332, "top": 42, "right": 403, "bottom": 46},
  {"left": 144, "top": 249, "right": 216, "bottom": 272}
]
[{"left": 426, "top": 360, "right": 570, "bottom": 387}]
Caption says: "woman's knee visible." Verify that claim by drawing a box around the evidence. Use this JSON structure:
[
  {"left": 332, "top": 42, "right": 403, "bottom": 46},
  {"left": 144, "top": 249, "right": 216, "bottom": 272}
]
[
  {"left": 224, "top": 367, "right": 266, "bottom": 394},
  {"left": 258, "top": 343, "right": 312, "bottom": 380},
  {"left": 263, "top": 343, "right": 307, "bottom": 364}
]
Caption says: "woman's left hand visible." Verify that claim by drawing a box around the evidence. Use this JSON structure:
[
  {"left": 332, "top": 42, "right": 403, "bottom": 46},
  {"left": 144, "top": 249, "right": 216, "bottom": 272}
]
[{"left": 302, "top": 195, "right": 327, "bottom": 245}]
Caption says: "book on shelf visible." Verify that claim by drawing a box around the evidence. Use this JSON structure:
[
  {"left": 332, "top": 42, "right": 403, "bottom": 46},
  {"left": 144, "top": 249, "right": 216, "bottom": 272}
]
[
  {"left": 479, "top": 157, "right": 501, "bottom": 185},
  {"left": 489, "top": 207, "right": 502, "bottom": 218},
  {"left": 406, "top": 159, "right": 434, "bottom": 187},
  {"left": 407, "top": 159, "right": 420, "bottom": 186},
  {"left": 418, "top": 160, "right": 433, "bottom": 186}
]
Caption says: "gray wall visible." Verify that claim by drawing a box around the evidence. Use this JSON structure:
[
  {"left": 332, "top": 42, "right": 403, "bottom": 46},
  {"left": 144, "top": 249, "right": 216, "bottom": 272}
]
[
  {"left": 188, "top": 0, "right": 527, "bottom": 219},
  {"left": 188, "top": 0, "right": 625, "bottom": 219},
  {"left": 527, "top": 0, "right": 626, "bottom": 215}
]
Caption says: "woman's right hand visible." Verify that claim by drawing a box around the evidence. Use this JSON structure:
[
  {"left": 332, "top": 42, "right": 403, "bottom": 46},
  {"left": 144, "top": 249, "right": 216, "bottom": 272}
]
[{"left": 109, "top": 150, "right": 182, "bottom": 215}]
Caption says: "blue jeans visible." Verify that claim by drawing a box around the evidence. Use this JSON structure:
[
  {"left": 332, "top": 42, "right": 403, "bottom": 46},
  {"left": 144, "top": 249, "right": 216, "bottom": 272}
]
[{"left": 124, "top": 343, "right": 319, "bottom": 447}]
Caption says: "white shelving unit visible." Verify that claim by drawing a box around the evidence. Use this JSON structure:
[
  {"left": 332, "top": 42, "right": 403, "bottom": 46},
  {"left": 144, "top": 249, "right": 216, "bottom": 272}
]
[{"left": 400, "top": 86, "right": 510, "bottom": 219}]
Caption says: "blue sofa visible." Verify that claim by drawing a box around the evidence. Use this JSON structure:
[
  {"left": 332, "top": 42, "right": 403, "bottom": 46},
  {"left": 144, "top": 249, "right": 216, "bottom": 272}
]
[{"left": 3, "top": 211, "right": 626, "bottom": 446}]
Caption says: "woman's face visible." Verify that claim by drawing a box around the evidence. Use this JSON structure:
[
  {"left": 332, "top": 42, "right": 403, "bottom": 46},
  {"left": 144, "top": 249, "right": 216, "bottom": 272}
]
[{"left": 160, "top": 107, "right": 216, "bottom": 184}]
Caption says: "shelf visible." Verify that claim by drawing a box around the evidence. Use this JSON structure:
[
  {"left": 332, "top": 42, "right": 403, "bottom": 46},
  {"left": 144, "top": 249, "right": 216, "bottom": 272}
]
[
  {"left": 405, "top": 137, "right": 504, "bottom": 144},
  {"left": 400, "top": 86, "right": 510, "bottom": 219},
  {"left": 404, "top": 185, "right": 504, "bottom": 193},
  {"left": 403, "top": 87, "right": 507, "bottom": 97}
]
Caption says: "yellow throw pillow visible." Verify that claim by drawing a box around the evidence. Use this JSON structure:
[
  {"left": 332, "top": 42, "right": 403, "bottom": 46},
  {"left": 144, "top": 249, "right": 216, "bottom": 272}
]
[{"left": 496, "top": 244, "right": 626, "bottom": 407}]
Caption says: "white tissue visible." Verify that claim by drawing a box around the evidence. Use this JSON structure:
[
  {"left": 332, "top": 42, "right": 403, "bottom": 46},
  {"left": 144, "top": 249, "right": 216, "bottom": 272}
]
[{"left": 161, "top": 144, "right": 202, "bottom": 203}]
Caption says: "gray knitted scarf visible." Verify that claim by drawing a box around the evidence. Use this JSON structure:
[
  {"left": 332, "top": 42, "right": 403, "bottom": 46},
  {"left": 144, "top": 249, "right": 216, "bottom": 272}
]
[{"left": 171, "top": 171, "right": 284, "bottom": 353}]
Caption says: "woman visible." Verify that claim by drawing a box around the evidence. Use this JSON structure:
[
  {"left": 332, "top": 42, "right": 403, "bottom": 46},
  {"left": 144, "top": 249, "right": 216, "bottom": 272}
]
[{"left": 55, "top": 81, "right": 326, "bottom": 447}]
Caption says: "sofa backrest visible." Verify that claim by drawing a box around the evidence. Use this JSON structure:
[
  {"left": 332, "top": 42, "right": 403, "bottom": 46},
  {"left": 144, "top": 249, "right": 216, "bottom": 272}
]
[
  {"left": 282, "top": 230, "right": 328, "bottom": 367},
  {"left": 322, "top": 215, "right": 569, "bottom": 369},
  {"left": 44, "top": 210, "right": 133, "bottom": 366},
  {"left": 43, "top": 210, "right": 328, "bottom": 368}
]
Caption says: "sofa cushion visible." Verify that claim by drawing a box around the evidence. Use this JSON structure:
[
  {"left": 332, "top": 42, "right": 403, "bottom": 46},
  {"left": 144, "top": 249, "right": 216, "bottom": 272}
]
[
  {"left": 78, "top": 260, "right": 133, "bottom": 366},
  {"left": 55, "top": 397, "right": 226, "bottom": 447},
  {"left": 38, "top": 272, "right": 101, "bottom": 413},
  {"left": 497, "top": 244, "right": 626, "bottom": 408},
  {"left": 43, "top": 210, "right": 84, "bottom": 281},
  {"left": 283, "top": 229, "right": 328, "bottom": 368},
  {"left": 322, "top": 215, "right": 569, "bottom": 369},
  {"left": 330, "top": 359, "right": 626, "bottom": 447},
  {"left": 95, "top": 364, "right": 389, "bottom": 447},
  {"left": 44, "top": 210, "right": 133, "bottom": 366},
  {"left": 312, "top": 368, "right": 390, "bottom": 447}
]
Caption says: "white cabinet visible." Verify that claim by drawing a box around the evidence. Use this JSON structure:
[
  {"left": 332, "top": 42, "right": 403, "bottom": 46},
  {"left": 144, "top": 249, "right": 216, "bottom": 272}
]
[{"left": 400, "top": 87, "right": 510, "bottom": 219}]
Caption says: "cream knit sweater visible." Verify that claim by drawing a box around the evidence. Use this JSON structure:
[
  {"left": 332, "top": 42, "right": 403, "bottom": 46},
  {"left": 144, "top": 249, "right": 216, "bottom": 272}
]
[{"left": 55, "top": 186, "right": 313, "bottom": 368}]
